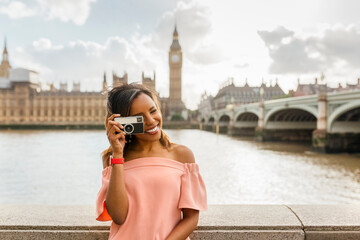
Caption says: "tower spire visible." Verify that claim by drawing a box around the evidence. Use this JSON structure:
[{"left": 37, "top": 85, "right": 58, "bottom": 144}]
[
  {"left": 102, "top": 71, "right": 107, "bottom": 91},
  {"left": 0, "top": 36, "right": 11, "bottom": 78},
  {"left": 173, "top": 25, "right": 178, "bottom": 38},
  {"left": 3, "top": 36, "right": 8, "bottom": 57},
  {"left": 170, "top": 25, "right": 181, "bottom": 51}
]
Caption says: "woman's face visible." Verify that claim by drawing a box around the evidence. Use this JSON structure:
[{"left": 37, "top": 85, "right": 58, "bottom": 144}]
[{"left": 129, "top": 93, "right": 162, "bottom": 141}]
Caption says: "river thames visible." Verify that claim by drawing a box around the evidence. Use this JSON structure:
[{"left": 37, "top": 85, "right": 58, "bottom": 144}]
[{"left": 0, "top": 129, "right": 359, "bottom": 205}]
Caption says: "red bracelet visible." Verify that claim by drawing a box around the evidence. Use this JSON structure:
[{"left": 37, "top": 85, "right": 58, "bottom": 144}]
[{"left": 110, "top": 156, "right": 125, "bottom": 165}]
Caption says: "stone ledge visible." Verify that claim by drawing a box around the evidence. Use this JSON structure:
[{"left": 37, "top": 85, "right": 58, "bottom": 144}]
[{"left": 1, "top": 204, "right": 359, "bottom": 239}]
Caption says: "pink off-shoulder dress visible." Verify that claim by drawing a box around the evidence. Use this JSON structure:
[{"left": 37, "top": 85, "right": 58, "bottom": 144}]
[{"left": 96, "top": 157, "right": 208, "bottom": 240}]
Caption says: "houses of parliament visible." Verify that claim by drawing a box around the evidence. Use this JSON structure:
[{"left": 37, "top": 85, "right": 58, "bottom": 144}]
[{"left": 0, "top": 27, "right": 186, "bottom": 126}]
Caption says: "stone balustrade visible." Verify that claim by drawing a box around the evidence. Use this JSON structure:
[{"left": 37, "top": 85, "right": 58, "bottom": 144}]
[{"left": 0, "top": 205, "right": 359, "bottom": 239}]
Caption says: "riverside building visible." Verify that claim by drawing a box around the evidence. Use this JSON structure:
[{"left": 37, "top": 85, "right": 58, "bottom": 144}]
[
  {"left": 198, "top": 78, "right": 286, "bottom": 113},
  {"left": 291, "top": 76, "right": 360, "bottom": 97},
  {"left": 0, "top": 68, "right": 107, "bottom": 126}
]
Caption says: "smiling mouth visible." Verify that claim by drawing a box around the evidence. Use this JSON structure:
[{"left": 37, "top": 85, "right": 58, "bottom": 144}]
[{"left": 145, "top": 124, "right": 159, "bottom": 134}]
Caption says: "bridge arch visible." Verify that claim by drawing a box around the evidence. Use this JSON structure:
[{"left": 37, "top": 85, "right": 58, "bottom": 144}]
[
  {"left": 233, "top": 112, "right": 259, "bottom": 133},
  {"left": 264, "top": 106, "right": 317, "bottom": 126},
  {"left": 234, "top": 109, "right": 259, "bottom": 120},
  {"left": 236, "top": 112, "right": 259, "bottom": 121},
  {"left": 219, "top": 114, "right": 231, "bottom": 122},
  {"left": 328, "top": 102, "right": 360, "bottom": 132}
]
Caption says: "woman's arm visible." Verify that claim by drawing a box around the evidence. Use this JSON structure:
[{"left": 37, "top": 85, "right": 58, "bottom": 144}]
[
  {"left": 166, "top": 145, "right": 200, "bottom": 239},
  {"left": 166, "top": 208, "right": 199, "bottom": 240},
  {"left": 105, "top": 156, "right": 129, "bottom": 225},
  {"left": 105, "top": 114, "right": 129, "bottom": 225}
]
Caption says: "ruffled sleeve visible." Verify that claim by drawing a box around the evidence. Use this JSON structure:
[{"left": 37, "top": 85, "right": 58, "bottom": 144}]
[
  {"left": 96, "top": 166, "right": 112, "bottom": 221},
  {"left": 178, "top": 163, "right": 208, "bottom": 211}
]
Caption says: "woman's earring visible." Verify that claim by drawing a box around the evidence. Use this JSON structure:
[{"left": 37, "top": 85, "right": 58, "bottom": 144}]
[{"left": 128, "top": 134, "right": 132, "bottom": 143}]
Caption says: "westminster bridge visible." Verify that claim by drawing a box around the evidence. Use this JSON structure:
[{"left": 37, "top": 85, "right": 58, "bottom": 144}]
[{"left": 199, "top": 90, "right": 360, "bottom": 153}]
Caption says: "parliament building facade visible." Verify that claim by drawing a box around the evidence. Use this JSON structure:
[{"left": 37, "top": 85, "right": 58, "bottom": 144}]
[{"left": 0, "top": 26, "right": 186, "bottom": 126}]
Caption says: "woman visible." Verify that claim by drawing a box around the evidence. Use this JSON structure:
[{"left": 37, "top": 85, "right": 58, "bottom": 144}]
[{"left": 96, "top": 83, "right": 207, "bottom": 240}]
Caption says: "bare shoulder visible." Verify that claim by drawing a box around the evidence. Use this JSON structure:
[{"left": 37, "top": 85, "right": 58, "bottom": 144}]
[{"left": 171, "top": 143, "right": 196, "bottom": 164}]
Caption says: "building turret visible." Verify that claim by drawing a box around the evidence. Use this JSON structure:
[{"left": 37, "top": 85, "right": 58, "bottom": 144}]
[
  {"left": 142, "top": 71, "right": 156, "bottom": 92},
  {"left": 60, "top": 82, "right": 68, "bottom": 92},
  {"left": 244, "top": 78, "right": 249, "bottom": 87},
  {"left": 49, "top": 83, "right": 55, "bottom": 92},
  {"left": 102, "top": 71, "right": 107, "bottom": 91},
  {"left": 112, "top": 71, "right": 128, "bottom": 87},
  {"left": 0, "top": 37, "right": 11, "bottom": 78},
  {"left": 73, "top": 82, "right": 80, "bottom": 92}
]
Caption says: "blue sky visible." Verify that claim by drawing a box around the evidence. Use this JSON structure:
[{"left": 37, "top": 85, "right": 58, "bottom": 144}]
[{"left": 0, "top": 0, "right": 360, "bottom": 109}]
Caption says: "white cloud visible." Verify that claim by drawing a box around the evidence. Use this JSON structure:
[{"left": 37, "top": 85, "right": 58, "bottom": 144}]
[
  {"left": 258, "top": 25, "right": 360, "bottom": 75},
  {"left": 36, "top": 0, "right": 96, "bottom": 25},
  {"left": 0, "top": 0, "right": 96, "bottom": 25},
  {"left": 0, "top": 1, "right": 36, "bottom": 19},
  {"left": 13, "top": 36, "right": 141, "bottom": 93},
  {"left": 138, "top": 1, "right": 221, "bottom": 65},
  {"left": 33, "top": 38, "right": 52, "bottom": 50}
]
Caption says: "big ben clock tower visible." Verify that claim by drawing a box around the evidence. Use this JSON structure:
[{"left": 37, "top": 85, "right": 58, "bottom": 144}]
[
  {"left": 160, "top": 25, "right": 187, "bottom": 120},
  {"left": 169, "top": 26, "right": 182, "bottom": 100}
]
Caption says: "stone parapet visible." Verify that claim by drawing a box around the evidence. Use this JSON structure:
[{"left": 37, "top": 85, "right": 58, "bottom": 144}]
[{"left": 0, "top": 205, "right": 359, "bottom": 239}]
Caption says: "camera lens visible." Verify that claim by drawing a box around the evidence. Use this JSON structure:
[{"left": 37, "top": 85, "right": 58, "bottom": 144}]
[{"left": 124, "top": 124, "right": 134, "bottom": 134}]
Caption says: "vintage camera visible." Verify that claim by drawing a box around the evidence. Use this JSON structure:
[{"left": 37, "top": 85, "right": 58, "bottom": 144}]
[{"left": 114, "top": 116, "right": 144, "bottom": 135}]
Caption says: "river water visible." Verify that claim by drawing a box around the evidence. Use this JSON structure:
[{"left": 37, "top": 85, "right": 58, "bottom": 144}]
[{"left": 0, "top": 129, "right": 359, "bottom": 205}]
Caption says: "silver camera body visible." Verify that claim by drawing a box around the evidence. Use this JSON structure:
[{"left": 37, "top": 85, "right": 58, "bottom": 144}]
[{"left": 114, "top": 116, "right": 144, "bottom": 135}]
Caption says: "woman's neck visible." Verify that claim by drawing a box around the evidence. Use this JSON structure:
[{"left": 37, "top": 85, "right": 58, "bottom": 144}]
[{"left": 129, "top": 139, "right": 163, "bottom": 153}]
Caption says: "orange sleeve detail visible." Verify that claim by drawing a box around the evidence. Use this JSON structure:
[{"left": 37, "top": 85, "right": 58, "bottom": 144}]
[{"left": 96, "top": 201, "right": 112, "bottom": 221}]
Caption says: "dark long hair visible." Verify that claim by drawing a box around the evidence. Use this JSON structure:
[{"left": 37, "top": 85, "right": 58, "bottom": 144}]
[{"left": 101, "top": 83, "right": 171, "bottom": 167}]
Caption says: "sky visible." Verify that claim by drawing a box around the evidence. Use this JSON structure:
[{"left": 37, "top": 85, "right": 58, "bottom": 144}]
[{"left": 0, "top": 0, "right": 359, "bottom": 110}]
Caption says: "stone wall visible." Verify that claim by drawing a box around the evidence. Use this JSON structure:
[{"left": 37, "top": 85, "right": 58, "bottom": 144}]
[{"left": 1, "top": 205, "right": 359, "bottom": 239}]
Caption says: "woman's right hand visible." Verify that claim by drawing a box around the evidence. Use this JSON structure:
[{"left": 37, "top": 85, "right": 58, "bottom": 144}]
[{"left": 107, "top": 114, "right": 126, "bottom": 157}]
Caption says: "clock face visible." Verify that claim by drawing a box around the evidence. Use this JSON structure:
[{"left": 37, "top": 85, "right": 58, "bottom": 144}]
[{"left": 171, "top": 54, "right": 180, "bottom": 63}]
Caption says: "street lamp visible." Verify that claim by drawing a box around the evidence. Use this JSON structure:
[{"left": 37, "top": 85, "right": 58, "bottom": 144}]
[{"left": 260, "top": 87, "right": 264, "bottom": 103}]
